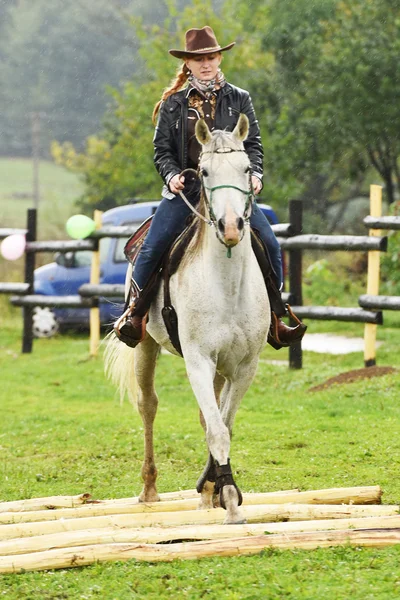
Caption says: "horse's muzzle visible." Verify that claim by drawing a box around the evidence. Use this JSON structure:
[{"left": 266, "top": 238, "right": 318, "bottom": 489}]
[{"left": 218, "top": 216, "right": 244, "bottom": 247}]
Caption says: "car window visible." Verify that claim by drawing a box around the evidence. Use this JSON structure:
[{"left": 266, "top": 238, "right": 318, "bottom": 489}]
[
  {"left": 73, "top": 239, "right": 111, "bottom": 268},
  {"left": 74, "top": 251, "right": 92, "bottom": 268},
  {"left": 99, "top": 238, "right": 111, "bottom": 263},
  {"left": 114, "top": 222, "right": 142, "bottom": 263}
]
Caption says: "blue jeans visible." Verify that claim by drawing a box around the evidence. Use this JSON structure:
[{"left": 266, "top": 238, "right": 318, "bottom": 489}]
[{"left": 132, "top": 194, "right": 283, "bottom": 290}]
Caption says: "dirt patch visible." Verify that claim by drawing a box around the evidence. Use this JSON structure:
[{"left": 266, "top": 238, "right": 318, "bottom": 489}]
[{"left": 310, "top": 366, "right": 398, "bottom": 392}]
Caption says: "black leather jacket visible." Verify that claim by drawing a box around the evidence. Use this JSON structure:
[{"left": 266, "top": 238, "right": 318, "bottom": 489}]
[{"left": 153, "top": 83, "right": 263, "bottom": 191}]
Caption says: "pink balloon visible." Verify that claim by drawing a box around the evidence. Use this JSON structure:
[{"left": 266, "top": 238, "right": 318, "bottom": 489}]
[{"left": 1, "top": 234, "right": 26, "bottom": 261}]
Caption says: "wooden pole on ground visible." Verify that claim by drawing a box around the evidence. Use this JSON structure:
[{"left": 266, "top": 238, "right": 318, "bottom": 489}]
[
  {"left": 364, "top": 185, "right": 382, "bottom": 367},
  {"left": 0, "top": 486, "right": 383, "bottom": 525},
  {"left": 89, "top": 210, "right": 103, "bottom": 357},
  {"left": 1, "top": 515, "right": 399, "bottom": 557},
  {"left": 2, "top": 527, "right": 400, "bottom": 572},
  {"left": 0, "top": 503, "right": 397, "bottom": 540}
]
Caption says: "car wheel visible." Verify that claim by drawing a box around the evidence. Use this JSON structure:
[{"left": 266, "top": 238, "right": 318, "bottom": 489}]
[{"left": 32, "top": 307, "right": 60, "bottom": 338}]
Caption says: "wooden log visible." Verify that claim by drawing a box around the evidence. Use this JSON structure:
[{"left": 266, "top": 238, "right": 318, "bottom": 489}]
[
  {"left": 278, "top": 234, "right": 387, "bottom": 252},
  {"left": 0, "top": 493, "right": 92, "bottom": 513},
  {"left": 0, "top": 486, "right": 382, "bottom": 524},
  {"left": 103, "top": 488, "right": 300, "bottom": 504},
  {"left": 359, "top": 294, "right": 400, "bottom": 311},
  {"left": 1, "top": 515, "right": 399, "bottom": 557},
  {"left": 364, "top": 215, "right": 400, "bottom": 231},
  {"left": 0, "top": 504, "right": 397, "bottom": 541},
  {"left": 2, "top": 528, "right": 400, "bottom": 572},
  {"left": 0, "top": 228, "right": 27, "bottom": 239},
  {"left": 25, "top": 240, "right": 96, "bottom": 253},
  {"left": 271, "top": 223, "right": 294, "bottom": 237},
  {"left": 0, "top": 283, "right": 30, "bottom": 295},
  {"left": 79, "top": 283, "right": 125, "bottom": 298},
  {"left": 289, "top": 305, "right": 383, "bottom": 325},
  {"left": 0, "top": 488, "right": 298, "bottom": 513},
  {"left": 10, "top": 295, "right": 96, "bottom": 308},
  {"left": 105, "top": 485, "right": 381, "bottom": 507}
]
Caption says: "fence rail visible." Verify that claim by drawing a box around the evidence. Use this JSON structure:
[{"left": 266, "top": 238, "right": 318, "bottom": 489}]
[
  {"left": 10, "top": 295, "right": 96, "bottom": 308},
  {"left": 359, "top": 294, "right": 400, "bottom": 311},
  {"left": 0, "top": 228, "right": 27, "bottom": 239},
  {"left": 279, "top": 234, "right": 387, "bottom": 252},
  {"left": 1, "top": 187, "right": 398, "bottom": 367},
  {"left": 291, "top": 306, "right": 383, "bottom": 325},
  {"left": 363, "top": 216, "right": 400, "bottom": 230}
]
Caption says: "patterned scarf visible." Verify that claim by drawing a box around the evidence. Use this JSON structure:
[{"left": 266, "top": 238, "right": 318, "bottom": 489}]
[{"left": 188, "top": 68, "right": 226, "bottom": 98}]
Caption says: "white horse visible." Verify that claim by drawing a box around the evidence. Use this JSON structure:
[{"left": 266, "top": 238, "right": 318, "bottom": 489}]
[{"left": 105, "top": 114, "right": 270, "bottom": 524}]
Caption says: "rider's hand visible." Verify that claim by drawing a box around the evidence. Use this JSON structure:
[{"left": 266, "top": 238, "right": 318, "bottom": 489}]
[
  {"left": 169, "top": 174, "right": 185, "bottom": 194},
  {"left": 252, "top": 175, "right": 262, "bottom": 195}
]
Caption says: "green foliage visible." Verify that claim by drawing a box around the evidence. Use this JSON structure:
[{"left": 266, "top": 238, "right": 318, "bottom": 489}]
[
  {"left": 0, "top": 0, "right": 139, "bottom": 156},
  {"left": 303, "top": 254, "right": 366, "bottom": 306},
  {"left": 381, "top": 202, "right": 400, "bottom": 295},
  {"left": 53, "top": 0, "right": 262, "bottom": 208}
]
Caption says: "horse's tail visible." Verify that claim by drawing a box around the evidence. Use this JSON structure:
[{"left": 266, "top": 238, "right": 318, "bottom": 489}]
[{"left": 104, "top": 332, "right": 138, "bottom": 407}]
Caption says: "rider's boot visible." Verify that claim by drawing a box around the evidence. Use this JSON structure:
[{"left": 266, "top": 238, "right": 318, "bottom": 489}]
[
  {"left": 114, "top": 281, "right": 149, "bottom": 348},
  {"left": 268, "top": 304, "right": 307, "bottom": 350}
]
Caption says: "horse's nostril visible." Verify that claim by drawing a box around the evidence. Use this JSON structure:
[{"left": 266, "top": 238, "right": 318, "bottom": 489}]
[
  {"left": 217, "top": 218, "right": 225, "bottom": 233},
  {"left": 237, "top": 217, "right": 244, "bottom": 231}
]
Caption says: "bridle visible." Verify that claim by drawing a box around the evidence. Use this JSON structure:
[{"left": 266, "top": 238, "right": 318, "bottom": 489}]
[{"left": 178, "top": 148, "right": 255, "bottom": 255}]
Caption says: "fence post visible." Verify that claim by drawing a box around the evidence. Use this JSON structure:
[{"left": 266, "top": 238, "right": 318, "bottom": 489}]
[
  {"left": 22, "top": 209, "right": 37, "bottom": 353},
  {"left": 89, "top": 210, "right": 102, "bottom": 357},
  {"left": 364, "top": 185, "right": 382, "bottom": 367},
  {"left": 288, "top": 200, "right": 303, "bottom": 369}
]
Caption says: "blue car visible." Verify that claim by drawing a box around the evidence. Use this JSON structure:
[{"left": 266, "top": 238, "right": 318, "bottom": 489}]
[{"left": 32, "top": 201, "right": 279, "bottom": 337}]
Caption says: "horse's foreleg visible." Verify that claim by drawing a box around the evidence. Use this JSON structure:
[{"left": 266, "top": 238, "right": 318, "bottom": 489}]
[
  {"left": 135, "top": 334, "right": 160, "bottom": 503},
  {"left": 198, "top": 372, "right": 225, "bottom": 509},
  {"left": 216, "top": 359, "right": 259, "bottom": 522},
  {"left": 186, "top": 358, "right": 244, "bottom": 523}
]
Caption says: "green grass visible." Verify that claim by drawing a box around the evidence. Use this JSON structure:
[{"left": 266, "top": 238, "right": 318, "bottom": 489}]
[
  {"left": 1, "top": 321, "right": 400, "bottom": 598},
  {"left": 0, "top": 158, "right": 83, "bottom": 233},
  {"left": 0, "top": 157, "right": 84, "bottom": 307}
]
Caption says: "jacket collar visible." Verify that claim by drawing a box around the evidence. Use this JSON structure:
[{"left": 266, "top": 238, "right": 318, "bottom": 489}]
[{"left": 174, "top": 83, "right": 232, "bottom": 102}]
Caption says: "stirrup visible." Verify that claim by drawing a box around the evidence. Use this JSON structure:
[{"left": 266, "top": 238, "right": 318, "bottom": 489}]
[
  {"left": 268, "top": 304, "right": 307, "bottom": 350},
  {"left": 114, "top": 299, "right": 147, "bottom": 348}
]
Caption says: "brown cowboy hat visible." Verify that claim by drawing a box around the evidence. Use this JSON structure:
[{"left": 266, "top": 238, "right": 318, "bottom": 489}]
[{"left": 169, "top": 26, "right": 235, "bottom": 59}]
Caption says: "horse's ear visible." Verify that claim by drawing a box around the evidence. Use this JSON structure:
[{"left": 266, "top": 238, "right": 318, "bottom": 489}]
[
  {"left": 195, "top": 119, "right": 212, "bottom": 145},
  {"left": 232, "top": 114, "right": 249, "bottom": 142}
]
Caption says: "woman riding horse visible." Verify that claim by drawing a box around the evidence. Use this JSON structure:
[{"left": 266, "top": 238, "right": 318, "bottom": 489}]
[{"left": 115, "top": 26, "right": 306, "bottom": 348}]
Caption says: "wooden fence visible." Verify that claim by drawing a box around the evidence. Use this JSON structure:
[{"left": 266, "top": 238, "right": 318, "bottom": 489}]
[{"left": 1, "top": 186, "right": 400, "bottom": 368}]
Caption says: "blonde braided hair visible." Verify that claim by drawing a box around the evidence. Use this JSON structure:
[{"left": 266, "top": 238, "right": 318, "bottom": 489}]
[{"left": 152, "top": 62, "right": 191, "bottom": 124}]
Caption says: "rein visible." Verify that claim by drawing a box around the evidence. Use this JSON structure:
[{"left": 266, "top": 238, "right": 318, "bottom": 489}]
[{"left": 178, "top": 148, "right": 255, "bottom": 257}]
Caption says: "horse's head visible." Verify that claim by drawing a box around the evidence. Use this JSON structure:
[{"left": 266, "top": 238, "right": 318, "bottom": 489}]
[{"left": 196, "top": 114, "right": 253, "bottom": 249}]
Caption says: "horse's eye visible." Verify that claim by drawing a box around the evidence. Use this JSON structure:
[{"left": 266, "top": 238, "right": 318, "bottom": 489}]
[{"left": 201, "top": 169, "right": 209, "bottom": 177}]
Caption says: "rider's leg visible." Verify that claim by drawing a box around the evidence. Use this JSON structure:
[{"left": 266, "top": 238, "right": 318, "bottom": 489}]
[
  {"left": 250, "top": 203, "right": 306, "bottom": 348},
  {"left": 249, "top": 202, "right": 283, "bottom": 288},
  {"left": 115, "top": 194, "right": 195, "bottom": 347}
]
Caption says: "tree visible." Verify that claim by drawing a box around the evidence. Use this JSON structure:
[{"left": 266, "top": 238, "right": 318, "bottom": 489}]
[
  {"left": 0, "top": 0, "right": 139, "bottom": 156},
  {"left": 53, "top": 0, "right": 261, "bottom": 210}
]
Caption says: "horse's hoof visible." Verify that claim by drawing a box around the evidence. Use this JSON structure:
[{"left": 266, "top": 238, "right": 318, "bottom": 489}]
[
  {"left": 138, "top": 492, "right": 160, "bottom": 503},
  {"left": 224, "top": 518, "right": 247, "bottom": 525}
]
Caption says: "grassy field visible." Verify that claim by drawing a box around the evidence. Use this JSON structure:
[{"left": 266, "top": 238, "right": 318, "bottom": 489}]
[
  {"left": 0, "top": 158, "right": 83, "bottom": 320},
  {"left": 1, "top": 158, "right": 400, "bottom": 598},
  {"left": 0, "top": 158, "right": 83, "bottom": 234},
  {"left": 1, "top": 318, "right": 400, "bottom": 598}
]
